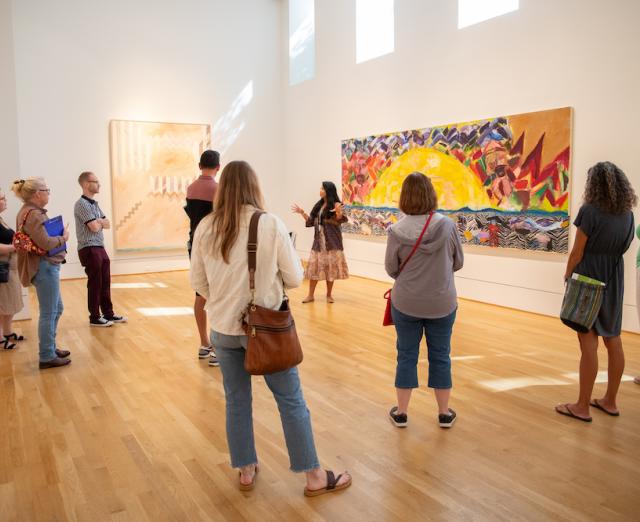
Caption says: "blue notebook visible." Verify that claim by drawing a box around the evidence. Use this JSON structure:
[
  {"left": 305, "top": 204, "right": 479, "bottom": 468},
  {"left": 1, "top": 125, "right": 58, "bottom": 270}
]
[{"left": 43, "top": 215, "right": 66, "bottom": 256}]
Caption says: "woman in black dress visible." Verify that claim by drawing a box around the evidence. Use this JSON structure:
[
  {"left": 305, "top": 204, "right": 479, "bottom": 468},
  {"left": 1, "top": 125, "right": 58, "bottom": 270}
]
[
  {"left": 0, "top": 188, "right": 24, "bottom": 350},
  {"left": 556, "top": 162, "right": 636, "bottom": 421}
]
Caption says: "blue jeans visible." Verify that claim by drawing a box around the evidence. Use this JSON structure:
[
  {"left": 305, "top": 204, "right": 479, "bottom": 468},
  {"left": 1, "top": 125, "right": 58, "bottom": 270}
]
[
  {"left": 392, "top": 305, "right": 457, "bottom": 389},
  {"left": 32, "top": 259, "right": 64, "bottom": 362},
  {"left": 212, "top": 331, "right": 320, "bottom": 472}
]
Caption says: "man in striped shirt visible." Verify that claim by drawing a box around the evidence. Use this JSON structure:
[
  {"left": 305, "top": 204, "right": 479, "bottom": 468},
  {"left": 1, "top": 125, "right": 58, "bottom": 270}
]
[{"left": 74, "top": 171, "right": 127, "bottom": 327}]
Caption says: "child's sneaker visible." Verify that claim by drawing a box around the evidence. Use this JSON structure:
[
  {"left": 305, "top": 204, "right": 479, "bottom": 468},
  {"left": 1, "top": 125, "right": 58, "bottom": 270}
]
[
  {"left": 389, "top": 406, "right": 408, "bottom": 428},
  {"left": 208, "top": 350, "right": 220, "bottom": 367}
]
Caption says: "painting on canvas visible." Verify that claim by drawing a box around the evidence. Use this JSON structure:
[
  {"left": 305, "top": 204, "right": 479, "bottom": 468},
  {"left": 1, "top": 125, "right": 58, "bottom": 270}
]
[
  {"left": 342, "top": 107, "right": 572, "bottom": 253},
  {"left": 109, "top": 120, "right": 211, "bottom": 252}
]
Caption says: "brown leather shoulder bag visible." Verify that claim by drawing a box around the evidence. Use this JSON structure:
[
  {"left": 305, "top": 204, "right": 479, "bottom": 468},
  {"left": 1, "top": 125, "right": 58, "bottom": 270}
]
[{"left": 242, "top": 211, "right": 303, "bottom": 375}]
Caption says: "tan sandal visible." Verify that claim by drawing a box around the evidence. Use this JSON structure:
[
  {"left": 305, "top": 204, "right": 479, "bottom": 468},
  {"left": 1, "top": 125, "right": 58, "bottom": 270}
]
[
  {"left": 238, "top": 465, "right": 258, "bottom": 491},
  {"left": 304, "top": 470, "right": 352, "bottom": 497}
]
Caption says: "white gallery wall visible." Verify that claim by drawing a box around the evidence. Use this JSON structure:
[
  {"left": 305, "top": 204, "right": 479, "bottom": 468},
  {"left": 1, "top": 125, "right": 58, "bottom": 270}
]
[
  {"left": 2, "top": 0, "right": 640, "bottom": 331},
  {"left": 280, "top": 0, "right": 640, "bottom": 331},
  {"left": 3, "top": 0, "right": 284, "bottom": 278}
]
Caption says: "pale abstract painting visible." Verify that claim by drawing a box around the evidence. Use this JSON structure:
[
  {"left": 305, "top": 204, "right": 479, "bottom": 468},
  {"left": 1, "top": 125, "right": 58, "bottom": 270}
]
[{"left": 109, "top": 120, "right": 211, "bottom": 252}]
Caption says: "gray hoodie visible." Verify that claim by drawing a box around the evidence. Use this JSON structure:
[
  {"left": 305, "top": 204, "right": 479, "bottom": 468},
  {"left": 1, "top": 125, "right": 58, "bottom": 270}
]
[{"left": 385, "top": 213, "right": 464, "bottom": 319}]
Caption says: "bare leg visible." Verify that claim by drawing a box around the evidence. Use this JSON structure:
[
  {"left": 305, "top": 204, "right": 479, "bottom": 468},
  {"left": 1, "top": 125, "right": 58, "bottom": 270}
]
[
  {"left": 1, "top": 314, "right": 11, "bottom": 335},
  {"left": 303, "top": 280, "right": 318, "bottom": 302},
  {"left": 434, "top": 388, "right": 451, "bottom": 415},
  {"left": 194, "top": 295, "right": 210, "bottom": 347},
  {"left": 559, "top": 330, "right": 598, "bottom": 417},
  {"left": 326, "top": 281, "right": 334, "bottom": 301},
  {"left": 239, "top": 464, "right": 257, "bottom": 486},
  {"left": 396, "top": 388, "right": 413, "bottom": 414},
  {"left": 595, "top": 336, "right": 625, "bottom": 413}
]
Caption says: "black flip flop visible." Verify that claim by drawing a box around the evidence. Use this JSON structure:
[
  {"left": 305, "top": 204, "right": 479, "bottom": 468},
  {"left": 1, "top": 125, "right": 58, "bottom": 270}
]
[
  {"left": 590, "top": 399, "right": 620, "bottom": 417},
  {"left": 1, "top": 338, "right": 16, "bottom": 350},
  {"left": 555, "top": 403, "right": 592, "bottom": 422},
  {"left": 4, "top": 333, "right": 25, "bottom": 342}
]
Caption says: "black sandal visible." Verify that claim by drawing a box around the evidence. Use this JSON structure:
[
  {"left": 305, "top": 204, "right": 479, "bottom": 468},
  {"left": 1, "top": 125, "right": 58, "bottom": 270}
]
[
  {"left": 2, "top": 338, "right": 16, "bottom": 350},
  {"left": 304, "top": 470, "right": 352, "bottom": 497},
  {"left": 4, "top": 333, "right": 25, "bottom": 342}
]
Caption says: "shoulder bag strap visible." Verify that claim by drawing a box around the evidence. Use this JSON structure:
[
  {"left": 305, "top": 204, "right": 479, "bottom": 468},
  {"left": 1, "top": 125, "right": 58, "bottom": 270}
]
[
  {"left": 247, "top": 211, "right": 265, "bottom": 302},
  {"left": 18, "top": 209, "right": 36, "bottom": 232},
  {"left": 397, "top": 212, "right": 434, "bottom": 275}
]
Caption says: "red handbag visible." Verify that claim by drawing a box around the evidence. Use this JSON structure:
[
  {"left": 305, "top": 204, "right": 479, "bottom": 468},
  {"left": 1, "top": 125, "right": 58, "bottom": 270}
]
[
  {"left": 13, "top": 209, "right": 47, "bottom": 256},
  {"left": 383, "top": 212, "right": 434, "bottom": 326}
]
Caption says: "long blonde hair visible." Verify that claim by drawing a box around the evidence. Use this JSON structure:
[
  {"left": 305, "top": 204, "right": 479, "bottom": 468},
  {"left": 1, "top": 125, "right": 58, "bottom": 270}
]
[
  {"left": 11, "top": 177, "right": 45, "bottom": 202},
  {"left": 211, "top": 161, "right": 265, "bottom": 263}
]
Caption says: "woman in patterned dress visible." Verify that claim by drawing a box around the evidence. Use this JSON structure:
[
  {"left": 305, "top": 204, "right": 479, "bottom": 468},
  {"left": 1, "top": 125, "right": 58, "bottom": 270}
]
[{"left": 292, "top": 182, "right": 349, "bottom": 303}]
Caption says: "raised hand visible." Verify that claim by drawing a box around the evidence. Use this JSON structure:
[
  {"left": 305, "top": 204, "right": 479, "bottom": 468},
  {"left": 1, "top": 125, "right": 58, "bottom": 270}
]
[{"left": 291, "top": 204, "right": 305, "bottom": 215}]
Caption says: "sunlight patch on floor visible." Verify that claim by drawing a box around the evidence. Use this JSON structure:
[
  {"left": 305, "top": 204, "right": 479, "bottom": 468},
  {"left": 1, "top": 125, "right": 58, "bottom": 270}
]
[
  {"left": 112, "top": 283, "right": 155, "bottom": 289},
  {"left": 136, "top": 307, "right": 193, "bottom": 317},
  {"left": 563, "top": 371, "right": 635, "bottom": 384},
  {"left": 479, "top": 376, "right": 570, "bottom": 392}
]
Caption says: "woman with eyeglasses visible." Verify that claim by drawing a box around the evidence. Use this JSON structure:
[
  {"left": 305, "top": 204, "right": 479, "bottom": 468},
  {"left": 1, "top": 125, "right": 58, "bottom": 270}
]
[
  {"left": 0, "top": 188, "right": 24, "bottom": 350},
  {"left": 11, "top": 178, "right": 71, "bottom": 369}
]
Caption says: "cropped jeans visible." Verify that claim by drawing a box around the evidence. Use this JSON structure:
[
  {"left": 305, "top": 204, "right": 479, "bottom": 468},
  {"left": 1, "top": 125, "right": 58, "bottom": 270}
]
[
  {"left": 212, "top": 331, "right": 320, "bottom": 472},
  {"left": 392, "top": 304, "right": 457, "bottom": 389},
  {"left": 32, "top": 259, "right": 64, "bottom": 363}
]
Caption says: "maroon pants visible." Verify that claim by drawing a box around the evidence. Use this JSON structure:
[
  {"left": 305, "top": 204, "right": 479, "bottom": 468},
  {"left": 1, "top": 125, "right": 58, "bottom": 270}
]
[{"left": 78, "top": 246, "right": 114, "bottom": 321}]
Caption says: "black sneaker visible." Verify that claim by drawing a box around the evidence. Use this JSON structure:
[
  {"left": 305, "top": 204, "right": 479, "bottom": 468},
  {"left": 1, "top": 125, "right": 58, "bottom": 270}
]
[
  {"left": 389, "top": 406, "right": 408, "bottom": 428},
  {"left": 90, "top": 317, "right": 114, "bottom": 327},
  {"left": 104, "top": 315, "right": 128, "bottom": 324},
  {"left": 438, "top": 408, "right": 457, "bottom": 428}
]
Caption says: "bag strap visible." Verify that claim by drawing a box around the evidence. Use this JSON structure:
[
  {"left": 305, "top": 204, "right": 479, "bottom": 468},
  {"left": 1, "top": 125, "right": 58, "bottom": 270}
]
[
  {"left": 247, "top": 211, "right": 266, "bottom": 300},
  {"left": 397, "top": 212, "right": 434, "bottom": 275},
  {"left": 18, "top": 208, "right": 36, "bottom": 232}
]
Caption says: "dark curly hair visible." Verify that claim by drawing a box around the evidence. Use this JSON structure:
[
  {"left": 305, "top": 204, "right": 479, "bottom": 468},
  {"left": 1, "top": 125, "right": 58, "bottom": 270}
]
[{"left": 583, "top": 161, "right": 637, "bottom": 215}]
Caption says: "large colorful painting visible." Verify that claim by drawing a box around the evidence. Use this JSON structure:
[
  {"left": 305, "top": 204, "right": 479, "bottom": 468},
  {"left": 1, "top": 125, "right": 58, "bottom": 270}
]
[
  {"left": 342, "top": 107, "right": 572, "bottom": 252},
  {"left": 109, "top": 120, "right": 211, "bottom": 252}
]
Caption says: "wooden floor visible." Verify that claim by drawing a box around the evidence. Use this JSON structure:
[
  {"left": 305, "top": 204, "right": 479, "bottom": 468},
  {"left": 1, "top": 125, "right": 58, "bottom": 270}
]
[{"left": 1, "top": 271, "right": 639, "bottom": 521}]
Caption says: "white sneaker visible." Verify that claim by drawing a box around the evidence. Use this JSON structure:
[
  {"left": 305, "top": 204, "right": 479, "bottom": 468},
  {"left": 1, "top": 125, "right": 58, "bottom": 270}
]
[
  {"left": 208, "top": 350, "right": 219, "bottom": 367},
  {"left": 198, "top": 345, "right": 212, "bottom": 359}
]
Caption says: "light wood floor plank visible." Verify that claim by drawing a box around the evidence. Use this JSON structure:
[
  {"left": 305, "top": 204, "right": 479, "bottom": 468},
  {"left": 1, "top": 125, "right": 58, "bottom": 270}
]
[{"left": 0, "top": 271, "right": 639, "bottom": 521}]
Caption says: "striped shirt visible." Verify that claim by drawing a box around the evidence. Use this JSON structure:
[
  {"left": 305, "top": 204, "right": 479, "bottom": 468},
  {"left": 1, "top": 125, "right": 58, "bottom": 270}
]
[{"left": 74, "top": 196, "right": 106, "bottom": 250}]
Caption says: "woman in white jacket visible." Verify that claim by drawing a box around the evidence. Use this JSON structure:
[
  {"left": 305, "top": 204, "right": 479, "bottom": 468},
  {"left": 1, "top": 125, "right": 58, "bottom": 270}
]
[{"left": 190, "top": 161, "right": 351, "bottom": 496}]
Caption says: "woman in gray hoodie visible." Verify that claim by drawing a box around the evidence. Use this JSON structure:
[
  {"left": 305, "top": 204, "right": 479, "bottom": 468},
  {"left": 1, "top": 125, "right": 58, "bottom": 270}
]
[{"left": 384, "top": 173, "right": 464, "bottom": 429}]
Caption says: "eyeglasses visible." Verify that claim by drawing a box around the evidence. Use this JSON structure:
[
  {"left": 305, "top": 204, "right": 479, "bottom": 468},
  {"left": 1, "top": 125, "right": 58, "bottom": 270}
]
[{"left": 38, "top": 189, "right": 51, "bottom": 194}]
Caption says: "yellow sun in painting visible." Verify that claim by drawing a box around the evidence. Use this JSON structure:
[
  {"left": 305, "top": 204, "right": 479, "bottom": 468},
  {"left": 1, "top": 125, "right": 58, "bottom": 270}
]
[{"left": 364, "top": 148, "right": 493, "bottom": 210}]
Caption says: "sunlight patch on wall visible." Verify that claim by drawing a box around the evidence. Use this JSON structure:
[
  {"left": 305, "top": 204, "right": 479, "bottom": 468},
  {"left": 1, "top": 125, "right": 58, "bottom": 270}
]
[
  {"left": 289, "top": 0, "right": 315, "bottom": 85},
  {"left": 458, "top": 0, "right": 519, "bottom": 29},
  {"left": 356, "top": 0, "right": 394, "bottom": 64},
  {"left": 212, "top": 81, "right": 253, "bottom": 155}
]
